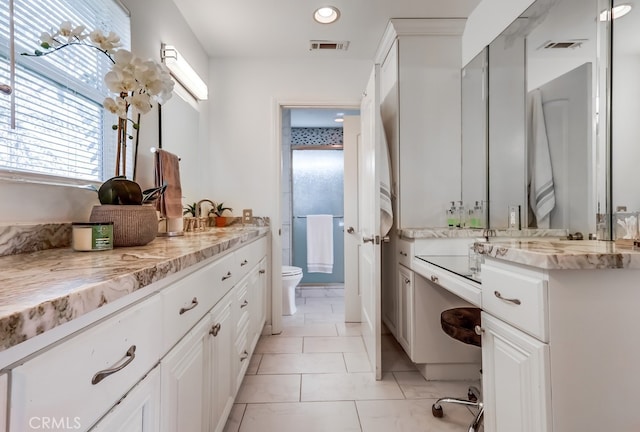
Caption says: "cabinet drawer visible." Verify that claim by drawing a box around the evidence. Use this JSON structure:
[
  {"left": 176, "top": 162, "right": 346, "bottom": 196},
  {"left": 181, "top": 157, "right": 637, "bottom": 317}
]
[
  {"left": 235, "top": 237, "right": 267, "bottom": 279},
  {"left": 481, "top": 263, "right": 548, "bottom": 342},
  {"left": 397, "top": 238, "right": 414, "bottom": 268},
  {"left": 162, "top": 252, "right": 235, "bottom": 352},
  {"left": 10, "top": 296, "right": 162, "bottom": 432}
]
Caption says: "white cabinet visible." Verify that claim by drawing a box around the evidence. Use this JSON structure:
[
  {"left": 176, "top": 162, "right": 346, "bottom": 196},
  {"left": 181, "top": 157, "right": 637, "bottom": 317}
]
[
  {"left": 209, "top": 293, "right": 234, "bottom": 432},
  {"left": 396, "top": 264, "right": 413, "bottom": 353},
  {"left": 480, "top": 312, "right": 551, "bottom": 432},
  {"left": 377, "top": 19, "right": 466, "bottom": 228},
  {"left": 10, "top": 295, "right": 163, "bottom": 432},
  {"left": 90, "top": 366, "right": 161, "bottom": 432},
  {"left": 480, "top": 258, "right": 640, "bottom": 431},
  {"left": 160, "top": 314, "right": 211, "bottom": 432},
  {"left": 0, "top": 373, "right": 6, "bottom": 432}
]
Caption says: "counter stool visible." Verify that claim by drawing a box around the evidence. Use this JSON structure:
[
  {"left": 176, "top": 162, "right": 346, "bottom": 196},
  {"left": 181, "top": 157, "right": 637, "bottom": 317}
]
[{"left": 431, "top": 307, "right": 483, "bottom": 432}]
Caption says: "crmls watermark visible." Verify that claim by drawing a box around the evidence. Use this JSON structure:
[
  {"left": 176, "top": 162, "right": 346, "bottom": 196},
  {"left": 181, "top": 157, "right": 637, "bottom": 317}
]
[{"left": 28, "top": 417, "right": 82, "bottom": 430}]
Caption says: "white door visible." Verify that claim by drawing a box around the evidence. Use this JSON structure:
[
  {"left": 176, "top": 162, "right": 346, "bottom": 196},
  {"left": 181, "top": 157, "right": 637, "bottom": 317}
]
[
  {"left": 359, "top": 66, "right": 382, "bottom": 379},
  {"left": 343, "top": 115, "right": 361, "bottom": 322},
  {"left": 481, "top": 312, "right": 551, "bottom": 432}
]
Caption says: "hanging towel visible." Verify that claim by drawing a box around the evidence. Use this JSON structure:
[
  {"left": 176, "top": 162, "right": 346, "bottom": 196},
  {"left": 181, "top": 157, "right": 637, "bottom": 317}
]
[
  {"left": 307, "top": 214, "right": 334, "bottom": 273},
  {"left": 379, "top": 109, "right": 394, "bottom": 237},
  {"left": 154, "top": 149, "right": 183, "bottom": 219},
  {"left": 529, "top": 89, "right": 556, "bottom": 228}
]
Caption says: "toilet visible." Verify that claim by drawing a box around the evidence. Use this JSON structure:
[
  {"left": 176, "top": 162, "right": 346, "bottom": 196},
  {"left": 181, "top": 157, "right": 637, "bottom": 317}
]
[{"left": 282, "top": 266, "right": 303, "bottom": 315}]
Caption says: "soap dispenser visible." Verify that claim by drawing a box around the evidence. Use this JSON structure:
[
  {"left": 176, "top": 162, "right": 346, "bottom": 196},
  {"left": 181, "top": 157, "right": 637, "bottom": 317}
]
[
  {"left": 446, "top": 201, "right": 457, "bottom": 228},
  {"left": 456, "top": 201, "right": 465, "bottom": 228}
]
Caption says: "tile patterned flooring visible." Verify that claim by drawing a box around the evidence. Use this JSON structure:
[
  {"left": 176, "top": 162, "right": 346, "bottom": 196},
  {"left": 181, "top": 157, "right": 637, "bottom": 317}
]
[{"left": 224, "top": 286, "right": 481, "bottom": 432}]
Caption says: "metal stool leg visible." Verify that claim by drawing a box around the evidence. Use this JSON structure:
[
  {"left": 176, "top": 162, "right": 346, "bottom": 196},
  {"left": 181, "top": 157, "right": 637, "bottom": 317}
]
[{"left": 469, "top": 403, "right": 484, "bottom": 432}]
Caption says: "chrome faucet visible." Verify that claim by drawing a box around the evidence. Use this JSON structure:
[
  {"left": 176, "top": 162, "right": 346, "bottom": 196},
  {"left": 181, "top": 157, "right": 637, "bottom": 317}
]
[
  {"left": 196, "top": 199, "right": 215, "bottom": 218},
  {"left": 481, "top": 228, "right": 496, "bottom": 241}
]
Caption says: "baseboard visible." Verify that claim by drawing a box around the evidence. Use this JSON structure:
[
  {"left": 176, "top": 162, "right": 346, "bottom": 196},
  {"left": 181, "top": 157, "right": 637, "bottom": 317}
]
[{"left": 415, "top": 363, "right": 482, "bottom": 381}]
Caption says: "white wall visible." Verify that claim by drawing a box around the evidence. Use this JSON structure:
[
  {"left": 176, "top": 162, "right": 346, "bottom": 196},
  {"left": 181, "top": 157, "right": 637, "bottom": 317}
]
[
  {"left": 462, "top": 0, "right": 535, "bottom": 65},
  {"left": 0, "top": 0, "right": 208, "bottom": 223},
  {"left": 206, "top": 57, "right": 370, "bottom": 223}
]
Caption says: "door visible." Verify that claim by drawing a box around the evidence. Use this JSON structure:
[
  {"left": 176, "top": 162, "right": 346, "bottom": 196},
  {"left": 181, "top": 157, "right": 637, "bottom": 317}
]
[
  {"left": 481, "top": 312, "right": 551, "bottom": 432},
  {"left": 209, "top": 295, "right": 234, "bottom": 432},
  {"left": 160, "top": 315, "right": 210, "bottom": 432},
  {"left": 343, "top": 115, "right": 361, "bottom": 322},
  {"left": 90, "top": 366, "right": 161, "bottom": 432},
  {"left": 359, "top": 66, "right": 382, "bottom": 379}
]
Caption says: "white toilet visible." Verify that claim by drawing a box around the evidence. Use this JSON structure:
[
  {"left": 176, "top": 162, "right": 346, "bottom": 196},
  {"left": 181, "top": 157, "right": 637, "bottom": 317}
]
[{"left": 282, "top": 266, "right": 303, "bottom": 315}]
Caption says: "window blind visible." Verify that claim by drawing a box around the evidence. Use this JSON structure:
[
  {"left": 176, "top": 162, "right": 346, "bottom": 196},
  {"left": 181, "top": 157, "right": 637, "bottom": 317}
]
[{"left": 0, "top": 0, "right": 131, "bottom": 182}]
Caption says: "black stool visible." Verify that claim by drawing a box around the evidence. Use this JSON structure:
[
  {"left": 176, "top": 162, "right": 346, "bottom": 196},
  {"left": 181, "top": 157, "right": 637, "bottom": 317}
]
[{"left": 431, "top": 307, "right": 483, "bottom": 432}]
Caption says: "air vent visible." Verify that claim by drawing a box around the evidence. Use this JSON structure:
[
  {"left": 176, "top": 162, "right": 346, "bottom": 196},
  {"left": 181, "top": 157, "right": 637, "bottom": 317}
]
[
  {"left": 539, "top": 39, "right": 587, "bottom": 50},
  {"left": 309, "top": 40, "right": 350, "bottom": 51}
]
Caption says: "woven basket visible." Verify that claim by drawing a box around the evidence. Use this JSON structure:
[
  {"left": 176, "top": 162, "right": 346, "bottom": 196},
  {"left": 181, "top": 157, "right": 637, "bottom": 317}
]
[{"left": 90, "top": 205, "right": 158, "bottom": 247}]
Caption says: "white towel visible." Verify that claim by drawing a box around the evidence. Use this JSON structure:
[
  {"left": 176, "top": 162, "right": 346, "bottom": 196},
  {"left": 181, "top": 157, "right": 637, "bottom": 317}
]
[
  {"left": 529, "top": 89, "right": 555, "bottom": 228},
  {"left": 379, "top": 110, "right": 394, "bottom": 237},
  {"left": 307, "top": 214, "right": 334, "bottom": 273}
]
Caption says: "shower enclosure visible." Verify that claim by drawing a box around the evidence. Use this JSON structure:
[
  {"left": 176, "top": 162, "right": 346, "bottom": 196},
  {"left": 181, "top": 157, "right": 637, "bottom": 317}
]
[{"left": 291, "top": 148, "right": 344, "bottom": 284}]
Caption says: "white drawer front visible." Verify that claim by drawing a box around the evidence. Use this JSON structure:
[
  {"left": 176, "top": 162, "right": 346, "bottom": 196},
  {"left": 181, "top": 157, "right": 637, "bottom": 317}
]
[
  {"left": 235, "top": 236, "right": 267, "bottom": 279},
  {"left": 10, "top": 295, "right": 162, "bottom": 432},
  {"left": 162, "top": 252, "right": 235, "bottom": 352},
  {"left": 397, "top": 239, "right": 413, "bottom": 268},
  {"left": 482, "top": 264, "right": 549, "bottom": 342}
]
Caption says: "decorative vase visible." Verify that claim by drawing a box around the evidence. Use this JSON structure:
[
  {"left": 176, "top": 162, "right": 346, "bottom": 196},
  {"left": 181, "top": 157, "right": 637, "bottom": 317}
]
[
  {"left": 89, "top": 205, "right": 158, "bottom": 247},
  {"left": 215, "top": 216, "right": 227, "bottom": 227}
]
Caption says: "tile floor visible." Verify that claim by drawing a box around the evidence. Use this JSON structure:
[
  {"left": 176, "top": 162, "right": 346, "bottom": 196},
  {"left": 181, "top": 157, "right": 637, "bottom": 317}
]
[{"left": 224, "top": 286, "right": 482, "bottom": 432}]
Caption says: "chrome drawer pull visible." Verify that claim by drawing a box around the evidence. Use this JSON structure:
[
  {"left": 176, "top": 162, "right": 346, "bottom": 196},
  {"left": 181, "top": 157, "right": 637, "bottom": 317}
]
[
  {"left": 240, "top": 259, "right": 249, "bottom": 266},
  {"left": 259, "top": 269, "right": 266, "bottom": 274},
  {"left": 403, "top": 278, "right": 410, "bottom": 284},
  {"left": 179, "top": 297, "right": 198, "bottom": 315},
  {"left": 474, "top": 325, "right": 484, "bottom": 336},
  {"left": 240, "top": 299, "right": 249, "bottom": 308},
  {"left": 222, "top": 271, "right": 232, "bottom": 281},
  {"left": 210, "top": 323, "right": 221, "bottom": 336},
  {"left": 430, "top": 275, "right": 439, "bottom": 283},
  {"left": 494, "top": 290, "right": 522, "bottom": 305},
  {"left": 240, "top": 350, "right": 249, "bottom": 361},
  {"left": 91, "top": 345, "right": 136, "bottom": 385}
]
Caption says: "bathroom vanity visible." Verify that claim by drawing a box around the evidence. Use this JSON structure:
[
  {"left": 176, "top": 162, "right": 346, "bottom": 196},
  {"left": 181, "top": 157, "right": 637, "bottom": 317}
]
[
  {"left": 0, "top": 227, "right": 270, "bottom": 432},
  {"left": 476, "top": 239, "right": 640, "bottom": 432},
  {"left": 396, "top": 232, "right": 640, "bottom": 431}
]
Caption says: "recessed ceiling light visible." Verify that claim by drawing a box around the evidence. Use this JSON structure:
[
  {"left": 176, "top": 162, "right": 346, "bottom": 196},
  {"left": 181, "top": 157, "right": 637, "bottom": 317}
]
[
  {"left": 600, "top": 4, "right": 632, "bottom": 21},
  {"left": 314, "top": 6, "right": 340, "bottom": 24}
]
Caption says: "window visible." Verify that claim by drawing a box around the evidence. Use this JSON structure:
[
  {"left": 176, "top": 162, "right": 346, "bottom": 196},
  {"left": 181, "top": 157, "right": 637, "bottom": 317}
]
[{"left": 0, "top": 0, "right": 131, "bottom": 183}]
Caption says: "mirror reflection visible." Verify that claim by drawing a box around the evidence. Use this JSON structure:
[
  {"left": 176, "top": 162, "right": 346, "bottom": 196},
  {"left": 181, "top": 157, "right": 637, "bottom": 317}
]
[
  {"left": 461, "top": 47, "right": 488, "bottom": 227},
  {"left": 487, "top": 0, "right": 604, "bottom": 234},
  {"left": 160, "top": 88, "right": 201, "bottom": 207},
  {"left": 612, "top": 0, "right": 640, "bottom": 224}
]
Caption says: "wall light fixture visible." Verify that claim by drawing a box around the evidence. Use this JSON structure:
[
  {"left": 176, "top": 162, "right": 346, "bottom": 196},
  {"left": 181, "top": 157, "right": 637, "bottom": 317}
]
[{"left": 161, "top": 44, "right": 208, "bottom": 100}]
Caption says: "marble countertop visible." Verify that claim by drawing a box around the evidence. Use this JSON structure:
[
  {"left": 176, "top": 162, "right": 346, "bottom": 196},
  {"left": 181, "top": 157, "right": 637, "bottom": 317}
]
[
  {"left": 476, "top": 239, "right": 640, "bottom": 270},
  {"left": 400, "top": 227, "right": 568, "bottom": 239},
  {"left": 0, "top": 226, "right": 269, "bottom": 352}
]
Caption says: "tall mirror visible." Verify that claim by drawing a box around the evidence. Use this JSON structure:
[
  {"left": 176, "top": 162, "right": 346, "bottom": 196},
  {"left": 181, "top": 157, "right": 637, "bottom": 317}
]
[
  {"left": 461, "top": 47, "right": 488, "bottom": 224},
  {"left": 159, "top": 87, "right": 202, "bottom": 207},
  {"left": 487, "top": 0, "right": 607, "bottom": 234},
  {"left": 611, "top": 0, "right": 640, "bottom": 225}
]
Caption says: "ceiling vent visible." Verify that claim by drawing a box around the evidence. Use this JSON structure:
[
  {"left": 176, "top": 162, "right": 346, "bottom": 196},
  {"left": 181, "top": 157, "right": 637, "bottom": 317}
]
[
  {"left": 539, "top": 39, "right": 587, "bottom": 50},
  {"left": 309, "top": 40, "right": 350, "bottom": 51}
]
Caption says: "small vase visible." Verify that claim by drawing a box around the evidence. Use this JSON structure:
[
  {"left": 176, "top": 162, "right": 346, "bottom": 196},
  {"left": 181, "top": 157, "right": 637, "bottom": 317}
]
[
  {"left": 215, "top": 216, "right": 227, "bottom": 227},
  {"left": 90, "top": 205, "right": 158, "bottom": 247}
]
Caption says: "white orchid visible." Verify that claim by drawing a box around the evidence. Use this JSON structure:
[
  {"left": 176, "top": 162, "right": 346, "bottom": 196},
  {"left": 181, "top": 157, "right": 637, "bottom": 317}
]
[
  {"left": 89, "top": 30, "right": 121, "bottom": 52},
  {"left": 24, "top": 21, "right": 176, "bottom": 177}
]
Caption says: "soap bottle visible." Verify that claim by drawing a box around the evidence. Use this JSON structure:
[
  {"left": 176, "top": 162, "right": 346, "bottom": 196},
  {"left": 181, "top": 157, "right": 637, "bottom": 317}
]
[
  {"left": 472, "top": 201, "right": 485, "bottom": 228},
  {"left": 456, "top": 201, "right": 465, "bottom": 228},
  {"left": 446, "top": 201, "right": 457, "bottom": 228}
]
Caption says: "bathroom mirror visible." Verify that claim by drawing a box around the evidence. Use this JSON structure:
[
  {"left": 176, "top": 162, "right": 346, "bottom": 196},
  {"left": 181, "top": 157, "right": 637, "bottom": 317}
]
[
  {"left": 487, "top": 0, "right": 607, "bottom": 234},
  {"left": 159, "top": 87, "right": 202, "bottom": 207},
  {"left": 611, "top": 0, "right": 640, "bottom": 221},
  {"left": 461, "top": 48, "right": 488, "bottom": 219}
]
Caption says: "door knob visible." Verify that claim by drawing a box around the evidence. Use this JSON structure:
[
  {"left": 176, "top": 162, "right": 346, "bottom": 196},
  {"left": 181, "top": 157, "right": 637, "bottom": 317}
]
[
  {"left": 0, "top": 84, "right": 11, "bottom": 95},
  {"left": 347, "top": 226, "right": 355, "bottom": 234},
  {"left": 363, "top": 236, "right": 375, "bottom": 243}
]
